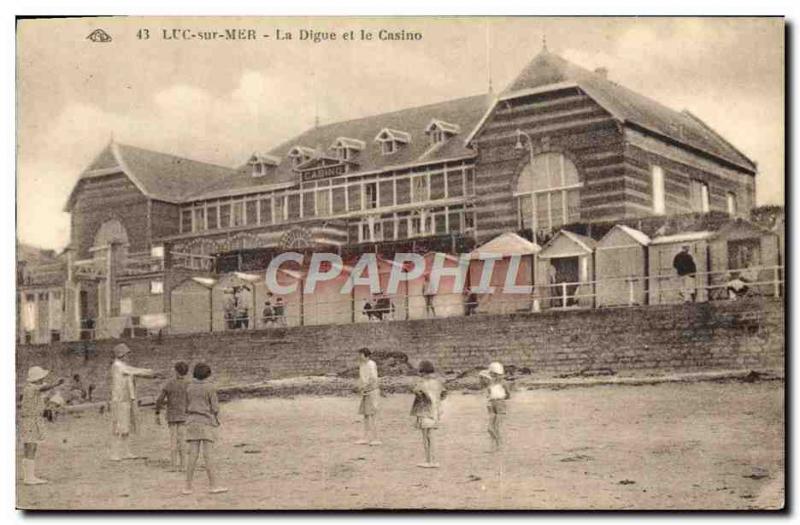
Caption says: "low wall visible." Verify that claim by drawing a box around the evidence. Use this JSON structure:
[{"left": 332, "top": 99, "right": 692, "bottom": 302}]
[{"left": 16, "top": 298, "right": 784, "bottom": 401}]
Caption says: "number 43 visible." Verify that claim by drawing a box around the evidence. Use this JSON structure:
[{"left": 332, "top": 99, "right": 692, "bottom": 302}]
[{"left": 137, "top": 28, "right": 150, "bottom": 40}]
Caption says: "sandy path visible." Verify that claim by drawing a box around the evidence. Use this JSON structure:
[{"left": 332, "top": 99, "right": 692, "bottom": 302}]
[{"left": 17, "top": 381, "right": 784, "bottom": 510}]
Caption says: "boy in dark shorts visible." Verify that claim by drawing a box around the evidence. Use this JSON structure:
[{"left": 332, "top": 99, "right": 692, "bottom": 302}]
[
  {"left": 183, "top": 362, "right": 227, "bottom": 495},
  {"left": 155, "top": 361, "right": 190, "bottom": 471}
]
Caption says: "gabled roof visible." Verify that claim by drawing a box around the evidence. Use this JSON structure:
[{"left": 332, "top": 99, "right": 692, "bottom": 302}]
[
  {"left": 650, "top": 230, "right": 714, "bottom": 246},
  {"left": 539, "top": 229, "right": 597, "bottom": 259},
  {"left": 248, "top": 152, "right": 280, "bottom": 166},
  {"left": 196, "top": 94, "right": 490, "bottom": 199},
  {"left": 331, "top": 137, "right": 366, "bottom": 151},
  {"left": 65, "top": 141, "right": 237, "bottom": 211},
  {"left": 469, "top": 232, "right": 541, "bottom": 259},
  {"left": 606, "top": 224, "right": 651, "bottom": 246},
  {"left": 375, "top": 128, "right": 412, "bottom": 144},
  {"left": 425, "top": 119, "right": 461, "bottom": 135},
  {"left": 470, "top": 49, "right": 756, "bottom": 174}
]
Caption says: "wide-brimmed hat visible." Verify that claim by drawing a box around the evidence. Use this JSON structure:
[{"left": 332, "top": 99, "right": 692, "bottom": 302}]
[
  {"left": 488, "top": 362, "right": 504, "bottom": 375},
  {"left": 27, "top": 366, "right": 50, "bottom": 383},
  {"left": 113, "top": 343, "right": 132, "bottom": 358}
]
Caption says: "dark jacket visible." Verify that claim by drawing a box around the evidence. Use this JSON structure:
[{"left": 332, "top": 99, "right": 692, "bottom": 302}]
[{"left": 673, "top": 251, "right": 697, "bottom": 276}]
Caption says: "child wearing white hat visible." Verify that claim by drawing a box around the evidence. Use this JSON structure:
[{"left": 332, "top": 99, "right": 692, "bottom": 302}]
[
  {"left": 109, "top": 343, "right": 160, "bottom": 461},
  {"left": 482, "top": 362, "right": 511, "bottom": 452},
  {"left": 20, "top": 366, "right": 63, "bottom": 485}
]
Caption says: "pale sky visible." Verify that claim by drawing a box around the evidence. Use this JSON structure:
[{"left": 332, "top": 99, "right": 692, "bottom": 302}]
[{"left": 17, "top": 16, "right": 784, "bottom": 251}]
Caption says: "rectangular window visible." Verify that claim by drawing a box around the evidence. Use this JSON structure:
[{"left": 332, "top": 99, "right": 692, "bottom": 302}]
[
  {"left": 412, "top": 175, "right": 429, "bottom": 202},
  {"left": 219, "top": 203, "right": 231, "bottom": 228},
  {"left": 274, "top": 196, "right": 286, "bottom": 222},
  {"left": 395, "top": 178, "right": 411, "bottom": 205},
  {"left": 430, "top": 172, "right": 445, "bottom": 200},
  {"left": 518, "top": 195, "right": 533, "bottom": 229},
  {"left": 381, "top": 214, "right": 396, "bottom": 240},
  {"left": 652, "top": 165, "right": 666, "bottom": 215},
  {"left": 397, "top": 214, "right": 409, "bottom": 239},
  {"left": 348, "top": 184, "right": 361, "bottom": 212},
  {"left": 433, "top": 208, "right": 447, "bottom": 234},
  {"left": 448, "top": 209, "right": 462, "bottom": 233},
  {"left": 690, "top": 180, "right": 710, "bottom": 213},
  {"left": 332, "top": 187, "right": 346, "bottom": 214},
  {"left": 287, "top": 194, "right": 300, "bottom": 219},
  {"left": 379, "top": 180, "right": 394, "bottom": 207},
  {"left": 727, "top": 192, "right": 738, "bottom": 215},
  {"left": 728, "top": 238, "right": 761, "bottom": 270},
  {"left": 193, "top": 208, "right": 206, "bottom": 232},
  {"left": 316, "top": 189, "right": 330, "bottom": 216},
  {"left": 120, "top": 293, "right": 132, "bottom": 315},
  {"left": 259, "top": 198, "right": 272, "bottom": 224},
  {"left": 465, "top": 167, "right": 476, "bottom": 196},
  {"left": 207, "top": 205, "right": 219, "bottom": 229},
  {"left": 150, "top": 280, "right": 164, "bottom": 295},
  {"left": 180, "top": 209, "right": 192, "bottom": 233},
  {"left": 231, "top": 202, "right": 244, "bottom": 227},
  {"left": 303, "top": 191, "right": 316, "bottom": 217},
  {"left": 447, "top": 170, "right": 464, "bottom": 198},
  {"left": 246, "top": 201, "right": 257, "bottom": 225},
  {"left": 364, "top": 182, "right": 378, "bottom": 209}
]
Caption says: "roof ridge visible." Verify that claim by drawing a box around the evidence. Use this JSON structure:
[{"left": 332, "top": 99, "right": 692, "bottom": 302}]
[
  {"left": 312, "top": 93, "right": 488, "bottom": 134},
  {"left": 680, "top": 109, "right": 756, "bottom": 169},
  {"left": 114, "top": 141, "right": 236, "bottom": 171}
]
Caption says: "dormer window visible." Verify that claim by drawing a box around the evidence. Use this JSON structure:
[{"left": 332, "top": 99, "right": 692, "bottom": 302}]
[
  {"left": 425, "top": 119, "right": 460, "bottom": 146},
  {"left": 288, "top": 146, "right": 317, "bottom": 168},
  {"left": 248, "top": 153, "right": 280, "bottom": 178},
  {"left": 330, "top": 137, "right": 366, "bottom": 162},
  {"left": 374, "top": 128, "right": 411, "bottom": 156}
]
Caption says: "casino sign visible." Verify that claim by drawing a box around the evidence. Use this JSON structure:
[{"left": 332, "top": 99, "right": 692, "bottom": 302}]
[{"left": 297, "top": 157, "right": 348, "bottom": 182}]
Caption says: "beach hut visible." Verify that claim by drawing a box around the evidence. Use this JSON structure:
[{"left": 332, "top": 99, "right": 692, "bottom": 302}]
[
  {"left": 302, "top": 260, "right": 354, "bottom": 326},
  {"left": 468, "top": 232, "right": 541, "bottom": 315},
  {"left": 536, "top": 230, "right": 596, "bottom": 309},
  {"left": 648, "top": 231, "right": 713, "bottom": 304},
  {"left": 170, "top": 277, "right": 215, "bottom": 334},
  {"left": 707, "top": 219, "right": 781, "bottom": 299},
  {"left": 595, "top": 225, "right": 650, "bottom": 307}
]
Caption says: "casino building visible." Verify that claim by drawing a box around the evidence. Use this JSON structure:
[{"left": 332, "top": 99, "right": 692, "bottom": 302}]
[{"left": 18, "top": 47, "right": 764, "bottom": 343}]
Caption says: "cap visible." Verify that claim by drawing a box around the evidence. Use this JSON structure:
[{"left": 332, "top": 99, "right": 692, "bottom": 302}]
[
  {"left": 113, "top": 343, "right": 132, "bottom": 358},
  {"left": 27, "top": 366, "right": 50, "bottom": 383},
  {"left": 488, "top": 362, "right": 504, "bottom": 375}
]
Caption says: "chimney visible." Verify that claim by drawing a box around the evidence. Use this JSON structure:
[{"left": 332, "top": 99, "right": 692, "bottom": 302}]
[{"left": 594, "top": 67, "right": 608, "bottom": 79}]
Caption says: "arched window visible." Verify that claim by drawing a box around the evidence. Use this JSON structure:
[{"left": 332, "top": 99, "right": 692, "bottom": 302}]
[{"left": 515, "top": 152, "right": 582, "bottom": 233}]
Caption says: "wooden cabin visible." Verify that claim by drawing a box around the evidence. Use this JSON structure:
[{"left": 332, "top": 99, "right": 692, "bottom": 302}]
[
  {"left": 707, "top": 219, "right": 781, "bottom": 299},
  {"left": 468, "top": 233, "right": 540, "bottom": 315},
  {"left": 648, "top": 231, "right": 713, "bottom": 304},
  {"left": 595, "top": 225, "right": 650, "bottom": 307},
  {"left": 536, "top": 230, "right": 596, "bottom": 309}
]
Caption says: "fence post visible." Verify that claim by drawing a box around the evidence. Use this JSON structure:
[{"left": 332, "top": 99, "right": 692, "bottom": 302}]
[
  {"left": 561, "top": 282, "right": 567, "bottom": 308},
  {"left": 628, "top": 278, "right": 635, "bottom": 306},
  {"left": 774, "top": 266, "right": 780, "bottom": 298}
]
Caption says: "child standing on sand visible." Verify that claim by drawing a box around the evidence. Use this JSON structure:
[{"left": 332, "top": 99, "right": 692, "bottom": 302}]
[
  {"left": 155, "top": 361, "right": 190, "bottom": 471},
  {"left": 355, "top": 348, "right": 381, "bottom": 446},
  {"left": 20, "top": 366, "right": 63, "bottom": 485},
  {"left": 410, "top": 360, "right": 446, "bottom": 468},
  {"left": 183, "top": 363, "right": 227, "bottom": 495},
  {"left": 480, "top": 362, "right": 511, "bottom": 452}
]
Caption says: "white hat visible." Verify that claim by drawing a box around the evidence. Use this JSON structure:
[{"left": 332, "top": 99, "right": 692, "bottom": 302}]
[
  {"left": 27, "top": 366, "right": 50, "bottom": 383},
  {"left": 49, "top": 393, "right": 65, "bottom": 407},
  {"left": 113, "top": 343, "right": 132, "bottom": 358},
  {"left": 488, "top": 362, "right": 504, "bottom": 375}
]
